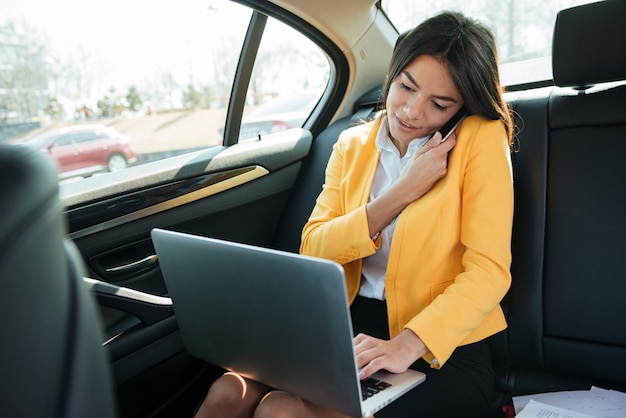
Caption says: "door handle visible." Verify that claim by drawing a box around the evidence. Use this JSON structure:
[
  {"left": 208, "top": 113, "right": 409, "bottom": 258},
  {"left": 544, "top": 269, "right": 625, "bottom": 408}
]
[{"left": 105, "top": 254, "right": 158, "bottom": 275}]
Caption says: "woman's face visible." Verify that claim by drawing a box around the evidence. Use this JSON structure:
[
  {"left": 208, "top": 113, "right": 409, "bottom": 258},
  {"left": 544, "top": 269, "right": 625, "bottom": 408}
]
[{"left": 386, "top": 54, "right": 464, "bottom": 148}]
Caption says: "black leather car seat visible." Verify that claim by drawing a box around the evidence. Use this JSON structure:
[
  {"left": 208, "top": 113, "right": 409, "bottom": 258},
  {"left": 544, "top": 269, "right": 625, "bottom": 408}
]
[
  {"left": 0, "top": 144, "right": 117, "bottom": 417},
  {"left": 497, "top": 0, "right": 626, "bottom": 397}
]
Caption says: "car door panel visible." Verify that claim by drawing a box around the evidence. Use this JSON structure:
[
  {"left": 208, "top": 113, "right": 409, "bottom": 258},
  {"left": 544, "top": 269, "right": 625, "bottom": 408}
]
[
  {"left": 52, "top": 144, "right": 80, "bottom": 171},
  {"left": 108, "top": 312, "right": 223, "bottom": 418},
  {"left": 79, "top": 138, "right": 106, "bottom": 168},
  {"left": 77, "top": 162, "right": 300, "bottom": 298},
  {"left": 62, "top": 129, "right": 313, "bottom": 417},
  {"left": 65, "top": 130, "right": 310, "bottom": 275}
]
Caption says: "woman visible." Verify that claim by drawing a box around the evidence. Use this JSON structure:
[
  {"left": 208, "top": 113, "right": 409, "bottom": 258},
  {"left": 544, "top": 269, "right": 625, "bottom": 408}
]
[{"left": 196, "top": 10, "right": 514, "bottom": 418}]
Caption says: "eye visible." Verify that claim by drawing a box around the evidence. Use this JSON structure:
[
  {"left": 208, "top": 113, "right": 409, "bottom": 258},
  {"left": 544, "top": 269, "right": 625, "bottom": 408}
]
[
  {"left": 432, "top": 101, "right": 448, "bottom": 112},
  {"left": 399, "top": 81, "right": 413, "bottom": 92}
]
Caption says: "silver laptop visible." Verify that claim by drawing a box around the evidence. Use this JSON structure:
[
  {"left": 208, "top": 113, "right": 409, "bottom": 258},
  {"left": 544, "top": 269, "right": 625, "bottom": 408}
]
[{"left": 151, "top": 228, "right": 425, "bottom": 418}]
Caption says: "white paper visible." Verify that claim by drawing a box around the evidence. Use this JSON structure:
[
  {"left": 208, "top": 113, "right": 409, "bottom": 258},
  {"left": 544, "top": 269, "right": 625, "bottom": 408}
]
[
  {"left": 514, "top": 390, "right": 591, "bottom": 414},
  {"left": 515, "top": 400, "right": 596, "bottom": 418},
  {"left": 590, "top": 386, "right": 626, "bottom": 405},
  {"left": 513, "top": 387, "right": 626, "bottom": 418}
]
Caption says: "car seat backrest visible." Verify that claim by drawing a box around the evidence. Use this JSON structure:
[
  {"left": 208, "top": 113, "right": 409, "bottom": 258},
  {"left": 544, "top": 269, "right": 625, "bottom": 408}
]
[
  {"left": 502, "top": 0, "right": 626, "bottom": 396},
  {"left": 271, "top": 115, "right": 351, "bottom": 253},
  {"left": 543, "top": 0, "right": 626, "bottom": 388},
  {"left": 0, "top": 144, "right": 118, "bottom": 417}
]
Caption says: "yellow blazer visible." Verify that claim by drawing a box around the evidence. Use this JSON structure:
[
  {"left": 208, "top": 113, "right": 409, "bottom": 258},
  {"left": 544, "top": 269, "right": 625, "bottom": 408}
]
[{"left": 300, "top": 116, "right": 513, "bottom": 368}]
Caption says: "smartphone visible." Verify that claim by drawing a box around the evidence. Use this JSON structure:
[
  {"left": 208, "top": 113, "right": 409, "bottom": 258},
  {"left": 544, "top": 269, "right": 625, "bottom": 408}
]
[{"left": 438, "top": 106, "right": 468, "bottom": 142}]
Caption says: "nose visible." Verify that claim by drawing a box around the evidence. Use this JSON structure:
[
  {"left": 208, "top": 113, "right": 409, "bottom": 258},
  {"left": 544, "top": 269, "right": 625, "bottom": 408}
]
[{"left": 403, "top": 95, "right": 425, "bottom": 120}]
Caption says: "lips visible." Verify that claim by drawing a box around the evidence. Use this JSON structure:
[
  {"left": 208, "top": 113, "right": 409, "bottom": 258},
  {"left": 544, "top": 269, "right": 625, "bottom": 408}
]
[
  {"left": 394, "top": 115, "right": 419, "bottom": 134},
  {"left": 397, "top": 117, "right": 416, "bottom": 129}
]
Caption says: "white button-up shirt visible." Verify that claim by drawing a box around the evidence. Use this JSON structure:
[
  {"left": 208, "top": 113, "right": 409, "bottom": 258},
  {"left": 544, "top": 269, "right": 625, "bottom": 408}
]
[{"left": 359, "top": 117, "right": 430, "bottom": 300}]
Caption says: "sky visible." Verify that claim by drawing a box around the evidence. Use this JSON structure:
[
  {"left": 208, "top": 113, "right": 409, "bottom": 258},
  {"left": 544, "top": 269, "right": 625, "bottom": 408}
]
[
  {"left": 1, "top": 0, "right": 324, "bottom": 109},
  {"left": 1, "top": 0, "right": 250, "bottom": 94}
]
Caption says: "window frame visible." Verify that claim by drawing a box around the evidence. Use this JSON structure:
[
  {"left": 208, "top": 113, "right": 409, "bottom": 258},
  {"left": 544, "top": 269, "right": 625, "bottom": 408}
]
[
  {"left": 226, "top": 0, "right": 349, "bottom": 144},
  {"left": 222, "top": 11, "right": 268, "bottom": 147}
]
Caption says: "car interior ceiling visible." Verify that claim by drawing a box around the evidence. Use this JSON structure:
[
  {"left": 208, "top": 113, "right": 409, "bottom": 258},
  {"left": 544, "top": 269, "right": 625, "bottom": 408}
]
[{"left": 3, "top": 1, "right": 626, "bottom": 417}]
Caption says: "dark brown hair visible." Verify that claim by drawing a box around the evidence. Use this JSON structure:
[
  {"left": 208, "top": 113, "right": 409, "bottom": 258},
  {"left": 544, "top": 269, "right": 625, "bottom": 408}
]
[{"left": 382, "top": 11, "right": 515, "bottom": 147}]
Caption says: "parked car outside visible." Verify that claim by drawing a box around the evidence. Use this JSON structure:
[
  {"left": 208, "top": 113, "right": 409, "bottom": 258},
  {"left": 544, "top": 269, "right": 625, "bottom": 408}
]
[
  {"left": 219, "top": 89, "right": 322, "bottom": 144},
  {"left": 23, "top": 125, "right": 137, "bottom": 177}
]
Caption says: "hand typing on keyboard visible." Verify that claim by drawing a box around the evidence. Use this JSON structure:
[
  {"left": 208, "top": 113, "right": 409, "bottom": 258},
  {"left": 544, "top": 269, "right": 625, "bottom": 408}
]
[{"left": 353, "top": 329, "right": 428, "bottom": 380}]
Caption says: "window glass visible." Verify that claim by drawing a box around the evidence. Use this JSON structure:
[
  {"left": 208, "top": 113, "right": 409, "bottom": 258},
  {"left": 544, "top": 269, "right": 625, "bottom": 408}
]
[
  {"left": 2, "top": 0, "right": 250, "bottom": 180},
  {"left": 236, "top": 17, "right": 330, "bottom": 143},
  {"left": 79, "top": 132, "right": 101, "bottom": 143},
  {"left": 380, "top": 0, "right": 596, "bottom": 87},
  {"left": 3, "top": 0, "right": 330, "bottom": 182},
  {"left": 55, "top": 134, "right": 75, "bottom": 147}
]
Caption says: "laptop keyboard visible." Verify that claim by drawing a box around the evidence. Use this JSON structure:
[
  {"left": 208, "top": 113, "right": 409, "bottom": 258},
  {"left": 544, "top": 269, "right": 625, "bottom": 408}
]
[{"left": 361, "top": 377, "right": 392, "bottom": 400}]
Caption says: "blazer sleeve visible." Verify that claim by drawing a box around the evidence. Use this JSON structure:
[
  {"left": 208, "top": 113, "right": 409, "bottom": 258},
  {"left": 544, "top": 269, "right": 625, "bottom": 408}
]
[{"left": 300, "top": 126, "right": 380, "bottom": 265}]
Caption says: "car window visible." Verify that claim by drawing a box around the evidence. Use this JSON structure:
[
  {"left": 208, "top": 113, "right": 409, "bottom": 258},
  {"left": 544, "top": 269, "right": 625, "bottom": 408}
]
[
  {"left": 77, "top": 132, "right": 99, "bottom": 143},
  {"left": 380, "top": 0, "right": 597, "bottom": 88},
  {"left": 2, "top": 0, "right": 329, "bottom": 182},
  {"left": 55, "top": 134, "right": 76, "bottom": 147},
  {"left": 238, "top": 18, "right": 329, "bottom": 142}
]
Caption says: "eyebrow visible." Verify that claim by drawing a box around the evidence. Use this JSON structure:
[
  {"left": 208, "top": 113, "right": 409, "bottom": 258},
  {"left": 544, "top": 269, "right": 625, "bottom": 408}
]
[{"left": 401, "top": 70, "right": 459, "bottom": 104}]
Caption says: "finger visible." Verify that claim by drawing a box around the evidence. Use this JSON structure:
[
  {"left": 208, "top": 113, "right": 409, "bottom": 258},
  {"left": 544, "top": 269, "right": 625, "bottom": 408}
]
[
  {"left": 353, "top": 333, "right": 368, "bottom": 345},
  {"left": 358, "top": 354, "right": 387, "bottom": 380},
  {"left": 425, "top": 132, "right": 456, "bottom": 156},
  {"left": 422, "top": 131, "right": 442, "bottom": 150},
  {"left": 353, "top": 333, "right": 382, "bottom": 351},
  {"left": 358, "top": 361, "right": 378, "bottom": 380},
  {"left": 431, "top": 130, "right": 443, "bottom": 143},
  {"left": 354, "top": 339, "right": 380, "bottom": 366},
  {"left": 355, "top": 349, "right": 373, "bottom": 370},
  {"left": 416, "top": 131, "right": 446, "bottom": 157},
  {"left": 442, "top": 131, "right": 457, "bottom": 147}
]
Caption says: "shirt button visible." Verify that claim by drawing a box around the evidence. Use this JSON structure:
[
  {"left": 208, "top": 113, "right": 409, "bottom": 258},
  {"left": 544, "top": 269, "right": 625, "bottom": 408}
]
[{"left": 432, "top": 358, "right": 439, "bottom": 365}]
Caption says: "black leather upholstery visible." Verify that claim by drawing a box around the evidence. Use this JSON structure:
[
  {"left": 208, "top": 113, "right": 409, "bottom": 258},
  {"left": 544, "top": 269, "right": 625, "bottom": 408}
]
[
  {"left": 552, "top": 0, "right": 626, "bottom": 88},
  {"left": 272, "top": 116, "right": 351, "bottom": 253},
  {"left": 0, "top": 144, "right": 117, "bottom": 417},
  {"left": 496, "top": 0, "right": 626, "bottom": 398}
]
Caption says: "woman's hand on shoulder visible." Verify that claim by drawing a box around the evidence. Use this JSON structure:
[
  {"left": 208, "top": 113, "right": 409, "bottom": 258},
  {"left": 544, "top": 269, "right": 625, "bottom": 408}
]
[
  {"left": 365, "top": 131, "right": 457, "bottom": 238},
  {"left": 396, "top": 131, "right": 457, "bottom": 202}
]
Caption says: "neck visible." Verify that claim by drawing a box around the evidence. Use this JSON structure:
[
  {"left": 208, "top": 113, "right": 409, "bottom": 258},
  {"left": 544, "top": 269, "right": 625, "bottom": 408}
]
[{"left": 390, "top": 135, "right": 409, "bottom": 157}]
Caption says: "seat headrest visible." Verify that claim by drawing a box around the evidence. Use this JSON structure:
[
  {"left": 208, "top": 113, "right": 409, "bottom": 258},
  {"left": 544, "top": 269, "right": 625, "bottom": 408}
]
[{"left": 552, "top": 0, "right": 626, "bottom": 88}]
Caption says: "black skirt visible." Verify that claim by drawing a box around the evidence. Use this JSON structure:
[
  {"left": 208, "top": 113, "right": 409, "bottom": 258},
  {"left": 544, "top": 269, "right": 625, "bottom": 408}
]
[{"left": 350, "top": 296, "right": 494, "bottom": 418}]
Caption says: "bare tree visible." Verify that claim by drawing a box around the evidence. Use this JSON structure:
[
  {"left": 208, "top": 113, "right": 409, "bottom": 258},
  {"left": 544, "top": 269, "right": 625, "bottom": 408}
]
[
  {"left": 210, "top": 35, "right": 241, "bottom": 107},
  {"left": 250, "top": 37, "right": 328, "bottom": 102},
  {"left": 383, "top": 0, "right": 590, "bottom": 63},
  {"left": 0, "top": 19, "right": 50, "bottom": 123},
  {"left": 161, "top": 71, "right": 179, "bottom": 110},
  {"left": 65, "top": 43, "right": 107, "bottom": 109}
]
